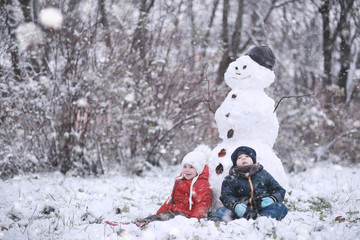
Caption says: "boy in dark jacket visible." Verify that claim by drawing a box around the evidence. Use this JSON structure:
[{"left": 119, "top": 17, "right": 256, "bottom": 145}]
[{"left": 210, "top": 146, "right": 288, "bottom": 222}]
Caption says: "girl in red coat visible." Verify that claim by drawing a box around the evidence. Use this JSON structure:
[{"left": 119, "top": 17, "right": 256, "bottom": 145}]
[{"left": 135, "top": 145, "right": 212, "bottom": 226}]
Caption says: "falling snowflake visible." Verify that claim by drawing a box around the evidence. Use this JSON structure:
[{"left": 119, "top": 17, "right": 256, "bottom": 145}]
[{"left": 39, "top": 8, "right": 63, "bottom": 30}]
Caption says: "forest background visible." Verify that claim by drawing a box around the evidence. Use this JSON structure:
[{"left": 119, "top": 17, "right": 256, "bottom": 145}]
[{"left": 1, "top": 0, "right": 359, "bottom": 179}]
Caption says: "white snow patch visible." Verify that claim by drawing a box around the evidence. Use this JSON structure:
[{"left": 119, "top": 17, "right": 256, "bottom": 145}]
[
  {"left": 159, "top": 118, "right": 173, "bottom": 130},
  {"left": 124, "top": 93, "right": 135, "bottom": 102},
  {"left": 78, "top": 2, "right": 96, "bottom": 22},
  {"left": 16, "top": 22, "right": 43, "bottom": 50},
  {"left": 39, "top": 76, "right": 50, "bottom": 86},
  {"left": 76, "top": 97, "right": 89, "bottom": 108}
]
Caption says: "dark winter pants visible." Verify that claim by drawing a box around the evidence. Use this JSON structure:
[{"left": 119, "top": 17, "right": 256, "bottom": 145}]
[{"left": 211, "top": 202, "right": 288, "bottom": 222}]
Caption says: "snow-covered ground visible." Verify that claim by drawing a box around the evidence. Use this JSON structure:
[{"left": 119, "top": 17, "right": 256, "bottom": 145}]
[{"left": 1, "top": 161, "right": 359, "bottom": 240}]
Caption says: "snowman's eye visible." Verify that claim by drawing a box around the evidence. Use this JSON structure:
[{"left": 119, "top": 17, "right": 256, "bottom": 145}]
[
  {"left": 235, "top": 67, "right": 238, "bottom": 70},
  {"left": 243, "top": 65, "right": 247, "bottom": 69}
]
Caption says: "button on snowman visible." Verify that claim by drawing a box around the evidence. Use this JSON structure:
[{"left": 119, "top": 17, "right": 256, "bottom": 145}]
[{"left": 208, "top": 46, "right": 288, "bottom": 210}]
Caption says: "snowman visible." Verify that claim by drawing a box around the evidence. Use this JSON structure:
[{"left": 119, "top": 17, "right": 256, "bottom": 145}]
[{"left": 208, "top": 46, "right": 288, "bottom": 210}]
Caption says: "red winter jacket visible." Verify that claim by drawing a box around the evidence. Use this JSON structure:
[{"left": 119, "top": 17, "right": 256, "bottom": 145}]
[{"left": 156, "top": 165, "right": 211, "bottom": 219}]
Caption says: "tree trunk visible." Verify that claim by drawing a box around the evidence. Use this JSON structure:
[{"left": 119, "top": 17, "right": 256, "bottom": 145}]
[
  {"left": 131, "top": 0, "right": 155, "bottom": 58},
  {"left": 337, "top": 0, "right": 355, "bottom": 100},
  {"left": 18, "top": 0, "right": 32, "bottom": 22},
  {"left": 201, "top": 0, "right": 220, "bottom": 57},
  {"left": 187, "top": 0, "right": 196, "bottom": 70},
  {"left": 3, "top": 2, "right": 22, "bottom": 81},
  {"left": 216, "top": 0, "right": 230, "bottom": 85},
  {"left": 98, "top": 0, "right": 112, "bottom": 48},
  {"left": 231, "top": 0, "right": 244, "bottom": 58},
  {"left": 319, "top": 0, "right": 333, "bottom": 87}
]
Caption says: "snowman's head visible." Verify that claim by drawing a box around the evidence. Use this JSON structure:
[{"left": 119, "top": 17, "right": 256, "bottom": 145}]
[{"left": 224, "top": 55, "right": 275, "bottom": 89}]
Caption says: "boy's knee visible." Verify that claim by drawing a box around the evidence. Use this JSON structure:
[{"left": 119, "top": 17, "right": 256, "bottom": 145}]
[
  {"left": 210, "top": 206, "right": 234, "bottom": 222},
  {"left": 260, "top": 202, "right": 288, "bottom": 220},
  {"left": 274, "top": 202, "right": 288, "bottom": 220},
  {"left": 275, "top": 202, "right": 288, "bottom": 212}
]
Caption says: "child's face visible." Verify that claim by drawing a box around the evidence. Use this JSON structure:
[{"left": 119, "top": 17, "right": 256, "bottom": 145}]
[
  {"left": 182, "top": 164, "right": 198, "bottom": 180},
  {"left": 236, "top": 154, "right": 253, "bottom": 166}
]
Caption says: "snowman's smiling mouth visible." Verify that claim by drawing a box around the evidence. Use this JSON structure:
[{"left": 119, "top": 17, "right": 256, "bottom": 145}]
[{"left": 232, "top": 75, "right": 251, "bottom": 80}]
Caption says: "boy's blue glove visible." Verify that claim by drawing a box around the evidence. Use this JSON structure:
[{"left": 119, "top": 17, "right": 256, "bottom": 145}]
[
  {"left": 234, "top": 203, "right": 247, "bottom": 217},
  {"left": 261, "top": 197, "right": 275, "bottom": 208}
]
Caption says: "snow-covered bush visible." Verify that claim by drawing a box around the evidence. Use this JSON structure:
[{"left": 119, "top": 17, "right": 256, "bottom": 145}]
[
  {"left": 274, "top": 84, "right": 360, "bottom": 172},
  {"left": 0, "top": 1, "right": 216, "bottom": 178}
]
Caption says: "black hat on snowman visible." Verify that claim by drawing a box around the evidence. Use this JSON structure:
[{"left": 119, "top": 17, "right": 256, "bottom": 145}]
[
  {"left": 246, "top": 46, "right": 276, "bottom": 70},
  {"left": 231, "top": 146, "right": 257, "bottom": 167}
]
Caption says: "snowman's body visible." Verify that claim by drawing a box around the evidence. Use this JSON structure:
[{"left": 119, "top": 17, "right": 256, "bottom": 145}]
[
  {"left": 215, "top": 88, "right": 278, "bottom": 146},
  {"left": 208, "top": 54, "right": 288, "bottom": 210}
]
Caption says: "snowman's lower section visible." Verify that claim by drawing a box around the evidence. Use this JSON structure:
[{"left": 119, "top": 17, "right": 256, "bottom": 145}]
[{"left": 208, "top": 140, "right": 288, "bottom": 211}]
